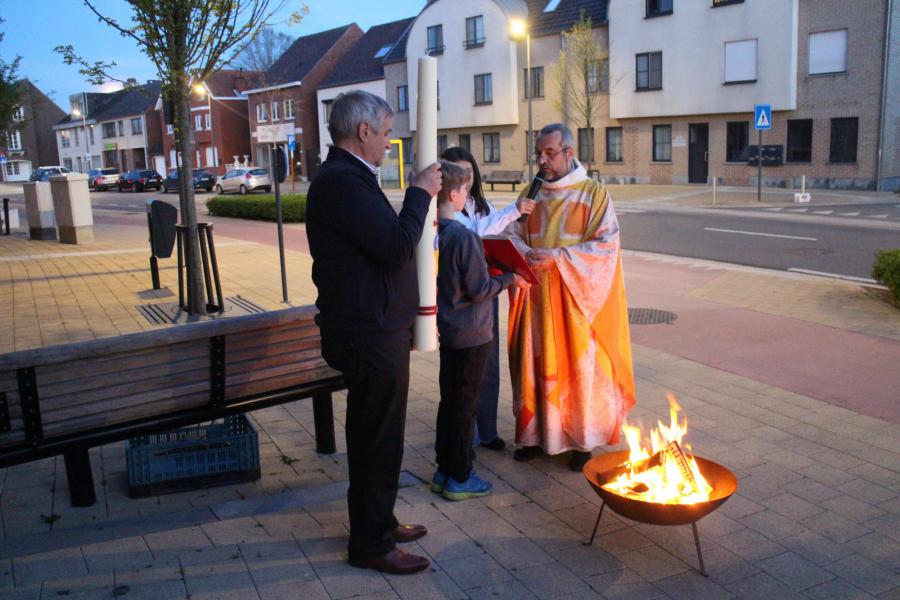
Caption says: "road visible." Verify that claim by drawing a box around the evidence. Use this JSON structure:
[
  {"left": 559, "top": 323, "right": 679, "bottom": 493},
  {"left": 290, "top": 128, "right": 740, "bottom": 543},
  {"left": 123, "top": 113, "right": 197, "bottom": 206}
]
[{"left": 616, "top": 205, "right": 899, "bottom": 281}]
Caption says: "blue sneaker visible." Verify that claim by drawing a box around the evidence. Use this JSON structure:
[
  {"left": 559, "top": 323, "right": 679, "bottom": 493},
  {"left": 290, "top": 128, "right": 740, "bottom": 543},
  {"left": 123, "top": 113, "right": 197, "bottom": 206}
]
[
  {"left": 431, "top": 470, "right": 447, "bottom": 494},
  {"left": 442, "top": 471, "right": 493, "bottom": 501}
]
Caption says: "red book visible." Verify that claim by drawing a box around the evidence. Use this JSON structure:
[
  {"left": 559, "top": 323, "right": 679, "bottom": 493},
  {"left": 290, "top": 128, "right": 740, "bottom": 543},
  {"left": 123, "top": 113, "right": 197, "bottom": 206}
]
[{"left": 482, "top": 236, "right": 539, "bottom": 286}]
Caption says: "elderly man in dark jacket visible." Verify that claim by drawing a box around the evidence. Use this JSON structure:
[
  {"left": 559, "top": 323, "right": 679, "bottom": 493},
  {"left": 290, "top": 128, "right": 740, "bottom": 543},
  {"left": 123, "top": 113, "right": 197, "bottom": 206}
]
[{"left": 306, "top": 90, "right": 441, "bottom": 575}]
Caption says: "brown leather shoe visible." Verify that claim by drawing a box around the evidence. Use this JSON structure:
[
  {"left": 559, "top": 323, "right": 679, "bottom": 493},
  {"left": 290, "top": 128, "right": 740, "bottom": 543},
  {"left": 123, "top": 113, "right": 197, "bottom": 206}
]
[
  {"left": 348, "top": 548, "right": 430, "bottom": 575},
  {"left": 391, "top": 523, "right": 427, "bottom": 543}
]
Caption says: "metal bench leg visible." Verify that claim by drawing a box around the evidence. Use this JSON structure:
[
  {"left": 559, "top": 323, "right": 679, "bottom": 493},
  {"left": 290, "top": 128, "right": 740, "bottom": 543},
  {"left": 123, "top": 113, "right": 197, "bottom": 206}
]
[
  {"left": 64, "top": 446, "right": 97, "bottom": 507},
  {"left": 312, "top": 391, "right": 336, "bottom": 454}
]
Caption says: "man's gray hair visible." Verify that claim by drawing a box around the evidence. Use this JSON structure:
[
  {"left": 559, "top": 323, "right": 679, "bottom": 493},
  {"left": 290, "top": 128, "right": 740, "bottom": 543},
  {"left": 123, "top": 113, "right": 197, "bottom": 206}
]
[
  {"left": 328, "top": 90, "right": 394, "bottom": 145},
  {"left": 537, "top": 123, "right": 575, "bottom": 149}
]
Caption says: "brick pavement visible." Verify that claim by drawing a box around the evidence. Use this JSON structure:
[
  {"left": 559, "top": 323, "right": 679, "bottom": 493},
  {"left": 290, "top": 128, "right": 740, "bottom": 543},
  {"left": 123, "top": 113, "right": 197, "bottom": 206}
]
[{"left": 1, "top": 219, "right": 899, "bottom": 599}]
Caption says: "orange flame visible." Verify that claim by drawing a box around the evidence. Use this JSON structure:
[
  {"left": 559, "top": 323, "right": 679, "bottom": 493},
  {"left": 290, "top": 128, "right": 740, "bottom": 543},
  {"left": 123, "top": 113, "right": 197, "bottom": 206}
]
[{"left": 603, "top": 394, "right": 713, "bottom": 504}]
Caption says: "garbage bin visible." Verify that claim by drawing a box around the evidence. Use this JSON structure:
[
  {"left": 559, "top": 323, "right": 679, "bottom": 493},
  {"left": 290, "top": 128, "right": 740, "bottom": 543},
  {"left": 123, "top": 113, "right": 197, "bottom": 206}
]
[
  {"left": 146, "top": 199, "right": 178, "bottom": 289},
  {"left": 50, "top": 172, "right": 93, "bottom": 244},
  {"left": 22, "top": 181, "right": 57, "bottom": 240}
]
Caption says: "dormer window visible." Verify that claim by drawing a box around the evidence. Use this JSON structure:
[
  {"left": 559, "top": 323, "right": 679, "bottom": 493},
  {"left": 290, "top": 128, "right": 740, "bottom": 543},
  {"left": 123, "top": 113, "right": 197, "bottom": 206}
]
[{"left": 374, "top": 44, "right": 392, "bottom": 59}]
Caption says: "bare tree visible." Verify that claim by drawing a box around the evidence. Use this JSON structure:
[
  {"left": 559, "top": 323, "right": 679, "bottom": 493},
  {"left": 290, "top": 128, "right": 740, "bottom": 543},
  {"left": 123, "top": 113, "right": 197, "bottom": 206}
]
[
  {"left": 551, "top": 12, "right": 607, "bottom": 173},
  {"left": 232, "top": 27, "right": 295, "bottom": 72},
  {"left": 0, "top": 19, "right": 23, "bottom": 143},
  {"left": 55, "top": 0, "right": 302, "bottom": 314}
]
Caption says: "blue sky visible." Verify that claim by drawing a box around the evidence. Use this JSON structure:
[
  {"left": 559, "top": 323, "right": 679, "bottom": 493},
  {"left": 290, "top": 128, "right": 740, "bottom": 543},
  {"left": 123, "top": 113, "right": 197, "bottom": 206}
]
[{"left": 2, "top": 0, "right": 425, "bottom": 107}]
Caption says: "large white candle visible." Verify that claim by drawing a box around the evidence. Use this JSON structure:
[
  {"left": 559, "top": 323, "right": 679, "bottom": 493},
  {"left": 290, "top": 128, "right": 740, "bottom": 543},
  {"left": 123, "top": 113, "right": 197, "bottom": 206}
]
[{"left": 413, "top": 56, "right": 439, "bottom": 352}]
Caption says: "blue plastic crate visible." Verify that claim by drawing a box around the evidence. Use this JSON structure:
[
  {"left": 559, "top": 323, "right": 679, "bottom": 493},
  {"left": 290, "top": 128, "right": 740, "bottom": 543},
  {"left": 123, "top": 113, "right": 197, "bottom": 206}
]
[{"left": 126, "top": 414, "right": 260, "bottom": 497}]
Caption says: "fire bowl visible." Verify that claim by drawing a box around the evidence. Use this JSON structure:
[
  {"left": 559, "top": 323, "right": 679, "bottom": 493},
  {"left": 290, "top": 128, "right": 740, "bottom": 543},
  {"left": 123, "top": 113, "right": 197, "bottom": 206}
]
[{"left": 583, "top": 450, "right": 738, "bottom": 526}]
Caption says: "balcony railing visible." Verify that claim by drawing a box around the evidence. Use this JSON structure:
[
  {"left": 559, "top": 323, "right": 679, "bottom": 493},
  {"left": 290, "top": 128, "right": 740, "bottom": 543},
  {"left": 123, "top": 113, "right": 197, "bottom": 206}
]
[
  {"left": 425, "top": 45, "right": 445, "bottom": 56},
  {"left": 464, "top": 37, "right": 486, "bottom": 49}
]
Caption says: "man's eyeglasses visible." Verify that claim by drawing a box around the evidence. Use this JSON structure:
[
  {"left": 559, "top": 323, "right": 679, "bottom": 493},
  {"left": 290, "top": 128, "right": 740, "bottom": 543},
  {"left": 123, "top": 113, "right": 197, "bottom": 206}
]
[{"left": 534, "top": 146, "right": 570, "bottom": 161}]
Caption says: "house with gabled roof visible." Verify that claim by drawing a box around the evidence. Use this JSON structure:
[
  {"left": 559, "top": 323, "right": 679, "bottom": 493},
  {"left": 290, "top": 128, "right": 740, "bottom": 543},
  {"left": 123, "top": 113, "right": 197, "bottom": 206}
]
[
  {"left": 315, "top": 18, "right": 415, "bottom": 164},
  {"left": 244, "top": 24, "right": 363, "bottom": 181},
  {"left": 2, "top": 80, "right": 66, "bottom": 182}
]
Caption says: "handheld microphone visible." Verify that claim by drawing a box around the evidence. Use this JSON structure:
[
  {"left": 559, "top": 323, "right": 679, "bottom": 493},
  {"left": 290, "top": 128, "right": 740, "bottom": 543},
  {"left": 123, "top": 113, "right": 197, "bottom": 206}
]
[{"left": 516, "top": 175, "right": 544, "bottom": 223}]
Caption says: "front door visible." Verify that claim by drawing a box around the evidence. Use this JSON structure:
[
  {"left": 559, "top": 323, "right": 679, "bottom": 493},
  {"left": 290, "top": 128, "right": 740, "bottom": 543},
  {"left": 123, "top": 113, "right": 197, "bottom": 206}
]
[{"left": 688, "top": 123, "right": 709, "bottom": 184}]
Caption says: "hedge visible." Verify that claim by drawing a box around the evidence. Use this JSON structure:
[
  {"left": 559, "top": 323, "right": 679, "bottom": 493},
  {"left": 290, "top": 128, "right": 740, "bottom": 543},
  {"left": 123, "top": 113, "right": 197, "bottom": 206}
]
[
  {"left": 871, "top": 249, "right": 900, "bottom": 302},
  {"left": 206, "top": 194, "right": 307, "bottom": 222}
]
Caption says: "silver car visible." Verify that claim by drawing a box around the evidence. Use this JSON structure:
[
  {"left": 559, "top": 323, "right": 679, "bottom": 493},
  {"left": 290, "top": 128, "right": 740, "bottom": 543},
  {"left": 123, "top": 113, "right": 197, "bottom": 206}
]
[{"left": 215, "top": 167, "right": 272, "bottom": 195}]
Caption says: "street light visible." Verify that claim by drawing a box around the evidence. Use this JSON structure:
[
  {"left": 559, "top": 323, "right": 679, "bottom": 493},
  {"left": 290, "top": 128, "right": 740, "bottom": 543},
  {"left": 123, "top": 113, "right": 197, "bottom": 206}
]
[
  {"left": 510, "top": 18, "right": 533, "bottom": 180},
  {"left": 193, "top": 82, "right": 216, "bottom": 173},
  {"left": 71, "top": 105, "right": 90, "bottom": 173}
]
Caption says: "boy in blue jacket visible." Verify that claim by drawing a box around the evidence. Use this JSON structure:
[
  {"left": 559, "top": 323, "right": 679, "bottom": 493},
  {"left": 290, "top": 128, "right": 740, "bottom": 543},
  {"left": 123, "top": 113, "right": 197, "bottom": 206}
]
[{"left": 431, "top": 161, "right": 529, "bottom": 500}]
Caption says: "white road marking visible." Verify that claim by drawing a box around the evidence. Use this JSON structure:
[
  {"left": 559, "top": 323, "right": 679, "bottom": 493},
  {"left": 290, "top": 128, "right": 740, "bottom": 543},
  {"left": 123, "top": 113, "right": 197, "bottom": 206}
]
[
  {"left": 617, "top": 208, "right": 648, "bottom": 214},
  {"left": 763, "top": 207, "right": 784, "bottom": 211},
  {"left": 838, "top": 212, "right": 860, "bottom": 216},
  {"left": 704, "top": 227, "right": 817, "bottom": 241},
  {"left": 788, "top": 268, "right": 876, "bottom": 284},
  {"left": 812, "top": 210, "right": 833, "bottom": 215},
  {"left": 786, "top": 208, "right": 809, "bottom": 213},
  {"left": 867, "top": 214, "right": 889, "bottom": 219}
]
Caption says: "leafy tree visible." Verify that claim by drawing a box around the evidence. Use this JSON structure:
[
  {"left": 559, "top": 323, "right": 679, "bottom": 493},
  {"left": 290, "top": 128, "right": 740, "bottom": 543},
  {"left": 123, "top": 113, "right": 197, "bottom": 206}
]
[
  {"left": 552, "top": 12, "right": 607, "bottom": 173},
  {"left": 0, "top": 19, "right": 23, "bottom": 144},
  {"left": 56, "top": 1, "right": 303, "bottom": 314}
]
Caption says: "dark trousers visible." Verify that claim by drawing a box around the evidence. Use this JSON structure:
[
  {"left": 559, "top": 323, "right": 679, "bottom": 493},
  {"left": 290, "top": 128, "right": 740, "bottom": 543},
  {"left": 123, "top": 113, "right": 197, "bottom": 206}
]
[
  {"left": 436, "top": 342, "right": 491, "bottom": 483},
  {"left": 474, "top": 297, "right": 501, "bottom": 444},
  {"left": 321, "top": 330, "right": 410, "bottom": 560}
]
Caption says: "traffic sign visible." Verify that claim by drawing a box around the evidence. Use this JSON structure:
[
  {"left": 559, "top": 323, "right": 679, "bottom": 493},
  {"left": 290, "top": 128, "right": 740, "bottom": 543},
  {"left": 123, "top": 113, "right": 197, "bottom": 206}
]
[
  {"left": 287, "top": 133, "right": 296, "bottom": 151},
  {"left": 0, "top": 153, "right": 6, "bottom": 164},
  {"left": 754, "top": 104, "right": 772, "bottom": 130}
]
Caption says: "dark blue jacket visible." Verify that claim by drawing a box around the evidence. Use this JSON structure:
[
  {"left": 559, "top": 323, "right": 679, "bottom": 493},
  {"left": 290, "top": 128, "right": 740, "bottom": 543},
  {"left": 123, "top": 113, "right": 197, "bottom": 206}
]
[{"left": 307, "top": 146, "right": 431, "bottom": 335}]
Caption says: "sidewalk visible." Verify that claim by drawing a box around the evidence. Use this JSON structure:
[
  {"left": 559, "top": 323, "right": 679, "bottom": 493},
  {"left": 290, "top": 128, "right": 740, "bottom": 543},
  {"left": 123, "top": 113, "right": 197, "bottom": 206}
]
[{"left": 1, "top": 218, "right": 899, "bottom": 599}]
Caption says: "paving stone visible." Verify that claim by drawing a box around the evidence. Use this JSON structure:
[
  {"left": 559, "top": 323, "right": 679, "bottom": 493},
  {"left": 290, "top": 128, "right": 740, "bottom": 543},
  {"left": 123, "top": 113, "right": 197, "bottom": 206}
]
[
  {"left": 718, "top": 494, "right": 766, "bottom": 519},
  {"left": 39, "top": 572, "right": 115, "bottom": 598},
  {"left": 862, "top": 513, "right": 900, "bottom": 543},
  {"left": 256, "top": 579, "right": 330, "bottom": 600},
  {"left": 184, "top": 569, "right": 260, "bottom": 600},
  {"left": 739, "top": 509, "right": 809, "bottom": 541},
  {"left": 760, "top": 493, "right": 825, "bottom": 521},
  {"left": 552, "top": 544, "right": 622, "bottom": 577},
  {"left": 877, "top": 587, "right": 900, "bottom": 600},
  {"left": 782, "top": 477, "right": 846, "bottom": 504},
  {"left": 12, "top": 546, "right": 89, "bottom": 585},
  {"left": 481, "top": 537, "right": 556, "bottom": 571},
  {"left": 801, "top": 511, "right": 872, "bottom": 544},
  {"left": 656, "top": 570, "right": 734, "bottom": 599},
  {"left": 803, "top": 578, "right": 877, "bottom": 599},
  {"left": 416, "top": 524, "right": 483, "bottom": 563},
  {"left": 725, "top": 572, "right": 806, "bottom": 599},
  {"left": 585, "top": 568, "right": 667, "bottom": 600},
  {"left": 112, "top": 558, "right": 183, "bottom": 586},
  {"left": 757, "top": 551, "right": 836, "bottom": 590},
  {"left": 110, "top": 580, "right": 189, "bottom": 600},
  {"left": 824, "top": 554, "right": 900, "bottom": 595},
  {"left": 81, "top": 535, "right": 154, "bottom": 572},
  {"left": 821, "top": 495, "right": 889, "bottom": 524},
  {"left": 440, "top": 553, "right": 512, "bottom": 590},
  {"left": 313, "top": 558, "right": 393, "bottom": 599},
  {"left": 620, "top": 544, "right": 690, "bottom": 583},
  {"left": 386, "top": 569, "right": 467, "bottom": 600},
  {"left": 715, "top": 527, "right": 787, "bottom": 563},
  {"left": 698, "top": 545, "right": 761, "bottom": 585},
  {"left": 779, "top": 529, "right": 848, "bottom": 567},
  {"left": 512, "top": 560, "right": 593, "bottom": 598},
  {"left": 143, "top": 526, "right": 212, "bottom": 559},
  {"left": 466, "top": 579, "right": 539, "bottom": 600},
  {"left": 845, "top": 532, "right": 900, "bottom": 571}
]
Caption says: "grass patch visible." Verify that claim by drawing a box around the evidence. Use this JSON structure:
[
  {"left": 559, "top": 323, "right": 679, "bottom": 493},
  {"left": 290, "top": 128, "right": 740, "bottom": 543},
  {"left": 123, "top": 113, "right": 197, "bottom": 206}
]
[
  {"left": 871, "top": 249, "right": 900, "bottom": 304},
  {"left": 206, "top": 194, "right": 307, "bottom": 222}
]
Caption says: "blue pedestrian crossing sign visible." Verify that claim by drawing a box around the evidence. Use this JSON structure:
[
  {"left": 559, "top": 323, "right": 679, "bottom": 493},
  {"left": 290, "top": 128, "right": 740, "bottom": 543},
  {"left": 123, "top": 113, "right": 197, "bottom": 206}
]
[
  {"left": 754, "top": 104, "right": 772, "bottom": 130},
  {"left": 287, "top": 133, "right": 296, "bottom": 150}
]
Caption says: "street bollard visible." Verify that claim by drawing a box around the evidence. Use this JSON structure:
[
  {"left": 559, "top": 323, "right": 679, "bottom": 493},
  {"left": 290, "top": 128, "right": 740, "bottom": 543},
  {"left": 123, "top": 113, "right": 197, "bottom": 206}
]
[{"left": 2, "top": 198, "right": 9, "bottom": 235}]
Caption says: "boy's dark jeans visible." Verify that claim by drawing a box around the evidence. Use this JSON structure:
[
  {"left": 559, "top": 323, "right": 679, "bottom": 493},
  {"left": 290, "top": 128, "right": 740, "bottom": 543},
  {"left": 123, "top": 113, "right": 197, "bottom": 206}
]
[{"left": 436, "top": 342, "right": 492, "bottom": 483}]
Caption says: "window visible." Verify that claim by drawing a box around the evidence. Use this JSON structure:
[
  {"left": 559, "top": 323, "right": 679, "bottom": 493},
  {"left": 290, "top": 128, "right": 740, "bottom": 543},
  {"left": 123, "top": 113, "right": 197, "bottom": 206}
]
[
  {"left": 374, "top": 43, "right": 392, "bottom": 59},
  {"left": 117, "top": 121, "right": 124, "bottom": 136},
  {"left": 427, "top": 25, "right": 444, "bottom": 55},
  {"left": 458, "top": 134, "right": 471, "bottom": 152},
  {"left": 465, "top": 16, "right": 485, "bottom": 48},
  {"left": 636, "top": 52, "right": 663, "bottom": 90},
  {"left": 6, "top": 161, "right": 20, "bottom": 176},
  {"left": 726, "top": 121, "right": 749, "bottom": 162},
  {"left": 271, "top": 101, "right": 280, "bottom": 122},
  {"left": 7, "top": 130, "right": 22, "bottom": 151},
  {"left": 102, "top": 122, "right": 116, "bottom": 138},
  {"left": 256, "top": 102, "right": 268, "bottom": 123},
  {"left": 578, "top": 128, "right": 595, "bottom": 163},
  {"left": 322, "top": 99, "right": 332, "bottom": 123},
  {"left": 437, "top": 135, "right": 448, "bottom": 156},
  {"left": 483, "top": 132, "right": 500, "bottom": 163},
  {"left": 74, "top": 128, "right": 80, "bottom": 147},
  {"left": 60, "top": 130, "right": 71, "bottom": 148},
  {"left": 724, "top": 39, "right": 757, "bottom": 84},
  {"left": 474, "top": 73, "right": 493, "bottom": 105},
  {"left": 524, "top": 66, "right": 544, "bottom": 98},
  {"left": 284, "top": 99, "right": 294, "bottom": 119},
  {"left": 397, "top": 86, "right": 409, "bottom": 112},
  {"left": 166, "top": 124, "right": 174, "bottom": 135},
  {"left": 437, "top": 80, "right": 441, "bottom": 110},
  {"left": 830, "top": 117, "right": 858, "bottom": 163},
  {"left": 653, "top": 125, "right": 671, "bottom": 161},
  {"left": 646, "top": 0, "right": 673, "bottom": 17},
  {"left": 587, "top": 60, "right": 608, "bottom": 93},
  {"left": 786, "top": 119, "right": 813, "bottom": 163},
  {"left": 400, "top": 137, "right": 413, "bottom": 163},
  {"left": 204, "top": 113, "right": 212, "bottom": 130},
  {"left": 809, "top": 30, "right": 848, "bottom": 75},
  {"left": 194, "top": 115, "right": 203, "bottom": 131},
  {"left": 12, "top": 106, "right": 24, "bottom": 121},
  {"left": 128, "top": 117, "right": 141, "bottom": 135},
  {"left": 713, "top": 0, "right": 744, "bottom": 6},
  {"left": 88, "top": 126, "right": 94, "bottom": 144},
  {"left": 63, "top": 158, "right": 73, "bottom": 171},
  {"left": 606, "top": 127, "right": 623, "bottom": 162}
]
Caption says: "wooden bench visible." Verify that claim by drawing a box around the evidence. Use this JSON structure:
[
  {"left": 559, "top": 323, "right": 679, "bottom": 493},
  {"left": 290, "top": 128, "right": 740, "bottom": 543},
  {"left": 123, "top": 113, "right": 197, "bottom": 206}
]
[
  {"left": 0, "top": 306, "right": 345, "bottom": 507},
  {"left": 483, "top": 170, "right": 524, "bottom": 191}
]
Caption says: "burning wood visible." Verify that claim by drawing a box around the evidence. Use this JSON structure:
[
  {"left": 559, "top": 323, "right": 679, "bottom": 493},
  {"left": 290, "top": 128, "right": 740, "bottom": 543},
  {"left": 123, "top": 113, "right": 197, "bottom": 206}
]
[{"left": 602, "top": 394, "right": 713, "bottom": 504}]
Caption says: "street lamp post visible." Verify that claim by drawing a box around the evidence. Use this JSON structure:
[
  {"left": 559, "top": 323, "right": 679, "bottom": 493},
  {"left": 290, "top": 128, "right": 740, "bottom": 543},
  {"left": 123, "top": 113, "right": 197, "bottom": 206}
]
[{"left": 510, "top": 19, "right": 533, "bottom": 180}]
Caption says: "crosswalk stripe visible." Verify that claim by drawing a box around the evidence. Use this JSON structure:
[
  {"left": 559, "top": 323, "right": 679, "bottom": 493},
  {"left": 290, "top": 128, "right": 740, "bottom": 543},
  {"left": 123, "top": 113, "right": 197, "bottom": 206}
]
[
  {"left": 786, "top": 208, "right": 809, "bottom": 213},
  {"left": 838, "top": 212, "right": 860, "bottom": 216},
  {"left": 812, "top": 210, "right": 833, "bottom": 215},
  {"left": 868, "top": 214, "right": 889, "bottom": 219},
  {"left": 763, "top": 207, "right": 784, "bottom": 211}
]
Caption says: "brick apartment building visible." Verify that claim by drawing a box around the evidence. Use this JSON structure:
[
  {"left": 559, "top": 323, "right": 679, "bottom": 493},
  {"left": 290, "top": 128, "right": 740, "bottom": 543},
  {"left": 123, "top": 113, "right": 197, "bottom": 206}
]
[
  {"left": 158, "top": 69, "right": 260, "bottom": 176},
  {"left": 245, "top": 24, "right": 363, "bottom": 181},
  {"left": 1, "top": 80, "right": 65, "bottom": 182}
]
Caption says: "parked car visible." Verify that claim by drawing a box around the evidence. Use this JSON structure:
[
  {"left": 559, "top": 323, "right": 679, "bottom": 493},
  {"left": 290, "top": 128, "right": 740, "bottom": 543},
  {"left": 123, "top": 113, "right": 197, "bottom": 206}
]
[
  {"left": 88, "top": 168, "right": 120, "bottom": 191},
  {"left": 162, "top": 168, "right": 215, "bottom": 193},
  {"left": 215, "top": 168, "right": 271, "bottom": 195},
  {"left": 29, "top": 166, "right": 72, "bottom": 182},
  {"left": 118, "top": 169, "right": 163, "bottom": 192}
]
